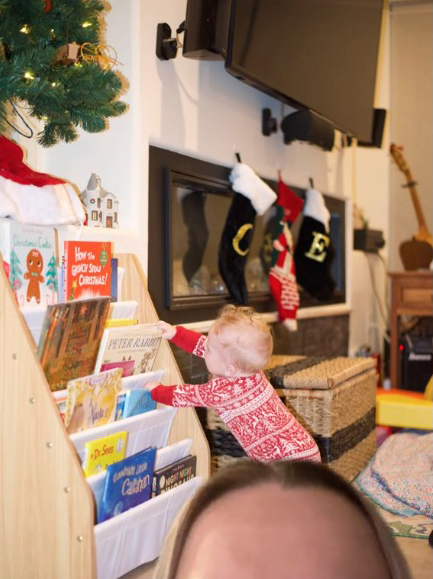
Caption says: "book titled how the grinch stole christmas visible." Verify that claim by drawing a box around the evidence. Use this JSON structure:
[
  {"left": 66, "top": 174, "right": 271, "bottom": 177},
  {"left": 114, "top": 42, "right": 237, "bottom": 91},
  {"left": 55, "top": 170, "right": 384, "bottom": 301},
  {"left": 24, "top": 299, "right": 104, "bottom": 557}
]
[
  {"left": 0, "top": 219, "right": 58, "bottom": 307},
  {"left": 63, "top": 240, "right": 112, "bottom": 301}
]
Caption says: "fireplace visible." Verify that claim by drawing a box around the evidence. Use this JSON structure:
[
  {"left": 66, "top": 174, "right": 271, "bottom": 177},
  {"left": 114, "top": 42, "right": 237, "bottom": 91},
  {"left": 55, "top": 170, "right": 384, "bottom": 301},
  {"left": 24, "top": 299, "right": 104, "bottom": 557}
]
[{"left": 148, "top": 146, "right": 346, "bottom": 326}]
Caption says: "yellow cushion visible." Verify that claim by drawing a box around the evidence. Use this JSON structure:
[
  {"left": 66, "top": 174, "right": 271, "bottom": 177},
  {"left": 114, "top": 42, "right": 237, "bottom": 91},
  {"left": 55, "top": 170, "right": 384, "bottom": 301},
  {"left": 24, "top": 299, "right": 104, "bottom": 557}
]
[{"left": 376, "top": 391, "right": 433, "bottom": 430}]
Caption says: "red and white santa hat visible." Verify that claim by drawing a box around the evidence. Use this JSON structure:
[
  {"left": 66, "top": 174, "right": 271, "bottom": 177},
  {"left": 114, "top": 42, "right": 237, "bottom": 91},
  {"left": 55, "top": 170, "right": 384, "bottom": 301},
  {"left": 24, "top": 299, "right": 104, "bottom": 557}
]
[{"left": 0, "top": 136, "right": 85, "bottom": 225}]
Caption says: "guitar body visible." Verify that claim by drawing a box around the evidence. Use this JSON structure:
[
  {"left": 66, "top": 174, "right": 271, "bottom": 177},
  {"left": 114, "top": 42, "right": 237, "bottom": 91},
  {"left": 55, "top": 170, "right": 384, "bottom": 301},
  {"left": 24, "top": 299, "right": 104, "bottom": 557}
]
[
  {"left": 413, "top": 228, "right": 433, "bottom": 246},
  {"left": 399, "top": 239, "right": 433, "bottom": 271}
]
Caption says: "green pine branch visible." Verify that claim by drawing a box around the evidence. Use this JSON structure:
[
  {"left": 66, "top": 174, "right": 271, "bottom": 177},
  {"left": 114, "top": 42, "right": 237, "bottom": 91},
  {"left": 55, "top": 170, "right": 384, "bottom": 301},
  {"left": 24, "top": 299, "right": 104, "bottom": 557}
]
[{"left": 0, "top": 0, "right": 127, "bottom": 146}]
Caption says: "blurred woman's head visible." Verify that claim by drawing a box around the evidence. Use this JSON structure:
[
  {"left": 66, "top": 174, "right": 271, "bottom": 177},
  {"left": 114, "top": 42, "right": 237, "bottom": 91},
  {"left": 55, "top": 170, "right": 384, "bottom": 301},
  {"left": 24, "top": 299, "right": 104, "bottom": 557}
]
[{"left": 157, "top": 460, "right": 411, "bottom": 579}]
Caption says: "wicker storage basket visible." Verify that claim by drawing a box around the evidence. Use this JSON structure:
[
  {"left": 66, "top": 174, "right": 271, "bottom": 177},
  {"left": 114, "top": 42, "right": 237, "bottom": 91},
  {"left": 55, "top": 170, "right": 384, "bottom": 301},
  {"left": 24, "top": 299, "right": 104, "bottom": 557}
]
[
  {"left": 266, "top": 356, "right": 377, "bottom": 481},
  {"left": 205, "top": 356, "right": 377, "bottom": 480}
]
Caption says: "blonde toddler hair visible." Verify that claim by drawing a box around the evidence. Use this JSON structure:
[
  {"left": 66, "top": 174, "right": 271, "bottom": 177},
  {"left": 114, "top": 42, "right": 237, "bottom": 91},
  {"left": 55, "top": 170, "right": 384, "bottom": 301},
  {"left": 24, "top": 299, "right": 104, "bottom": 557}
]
[{"left": 211, "top": 305, "right": 273, "bottom": 374}]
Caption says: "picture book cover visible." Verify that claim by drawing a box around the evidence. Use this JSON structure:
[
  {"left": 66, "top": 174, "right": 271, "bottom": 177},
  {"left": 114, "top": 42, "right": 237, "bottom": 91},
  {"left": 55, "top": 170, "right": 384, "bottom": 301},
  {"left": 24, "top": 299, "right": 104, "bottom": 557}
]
[
  {"left": 94, "top": 324, "right": 162, "bottom": 376},
  {"left": 38, "top": 296, "right": 111, "bottom": 391},
  {"left": 115, "top": 392, "right": 127, "bottom": 421},
  {"left": 64, "top": 367, "right": 123, "bottom": 434},
  {"left": 110, "top": 257, "right": 118, "bottom": 302},
  {"left": 98, "top": 446, "right": 157, "bottom": 523},
  {"left": 105, "top": 318, "right": 138, "bottom": 328},
  {"left": 0, "top": 219, "right": 58, "bottom": 307},
  {"left": 52, "top": 389, "right": 67, "bottom": 422},
  {"left": 100, "top": 359, "right": 135, "bottom": 377},
  {"left": 152, "top": 455, "right": 197, "bottom": 497},
  {"left": 115, "top": 388, "right": 157, "bottom": 421},
  {"left": 83, "top": 430, "right": 128, "bottom": 477},
  {"left": 63, "top": 240, "right": 112, "bottom": 301}
]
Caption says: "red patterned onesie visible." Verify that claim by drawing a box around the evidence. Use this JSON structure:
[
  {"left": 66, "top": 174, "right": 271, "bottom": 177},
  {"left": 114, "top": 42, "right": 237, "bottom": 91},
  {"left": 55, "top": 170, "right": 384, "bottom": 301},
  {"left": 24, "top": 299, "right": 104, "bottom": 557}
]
[{"left": 151, "top": 327, "right": 321, "bottom": 463}]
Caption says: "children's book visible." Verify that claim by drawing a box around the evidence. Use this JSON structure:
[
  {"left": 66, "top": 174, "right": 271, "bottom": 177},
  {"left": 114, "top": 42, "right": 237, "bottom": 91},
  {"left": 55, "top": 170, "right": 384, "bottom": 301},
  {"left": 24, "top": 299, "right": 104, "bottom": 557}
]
[
  {"left": 151, "top": 455, "right": 197, "bottom": 497},
  {"left": 63, "top": 240, "right": 112, "bottom": 301},
  {"left": 94, "top": 324, "right": 162, "bottom": 376},
  {"left": 98, "top": 446, "right": 157, "bottom": 523},
  {"left": 0, "top": 219, "right": 58, "bottom": 307},
  {"left": 115, "top": 392, "right": 127, "bottom": 421},
  {"left": 100, "top": 359, "right": 135, "bottom": 377},
  {"left": 105, "top": 318, "right": 138, "bottom": 328},
  {"left": 64, "top": 367, "right": 123, "bottom": 434},
  {"left": 52, "top": 389, "right": 67, "bottom": 422},
  {"left": 83, "top": 430, "right": 128, "bottom": 477},
  {"left": 110, "top": 257, "right": 118, "bottom": 302},
  {"left": 114, "top": 388, "right": 157, "bottom": 421},
  {"left": 38, "top": 296, "right": 111, "bottom": 391}
]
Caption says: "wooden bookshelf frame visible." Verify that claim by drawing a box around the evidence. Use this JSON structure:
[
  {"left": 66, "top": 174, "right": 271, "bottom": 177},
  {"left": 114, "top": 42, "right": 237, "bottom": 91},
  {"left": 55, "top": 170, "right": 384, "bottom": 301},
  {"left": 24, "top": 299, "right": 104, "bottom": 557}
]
[{"left": 0, "top": 252, "right": 210, "bottom": 579}]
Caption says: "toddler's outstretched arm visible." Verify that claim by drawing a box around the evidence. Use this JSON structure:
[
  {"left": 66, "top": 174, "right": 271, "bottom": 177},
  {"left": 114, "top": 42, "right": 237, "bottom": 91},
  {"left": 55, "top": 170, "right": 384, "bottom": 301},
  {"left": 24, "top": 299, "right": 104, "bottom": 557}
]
[{"left": 156, "top": 323, "right": 207, "bottom": 358}]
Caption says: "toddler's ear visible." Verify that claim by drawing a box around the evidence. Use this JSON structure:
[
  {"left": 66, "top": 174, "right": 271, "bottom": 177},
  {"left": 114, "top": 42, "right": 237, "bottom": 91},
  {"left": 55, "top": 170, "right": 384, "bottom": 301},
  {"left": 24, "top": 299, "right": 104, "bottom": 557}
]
[{"left": 225, "top": 363, "right": 238, "bottom": 378}]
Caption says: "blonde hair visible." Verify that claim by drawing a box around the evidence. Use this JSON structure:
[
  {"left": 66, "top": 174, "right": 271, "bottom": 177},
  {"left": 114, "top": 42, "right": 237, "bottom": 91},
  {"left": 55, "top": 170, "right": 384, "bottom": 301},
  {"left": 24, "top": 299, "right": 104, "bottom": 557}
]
[{"left": 211, "top": 305, "right": 273, "bottom": 373}]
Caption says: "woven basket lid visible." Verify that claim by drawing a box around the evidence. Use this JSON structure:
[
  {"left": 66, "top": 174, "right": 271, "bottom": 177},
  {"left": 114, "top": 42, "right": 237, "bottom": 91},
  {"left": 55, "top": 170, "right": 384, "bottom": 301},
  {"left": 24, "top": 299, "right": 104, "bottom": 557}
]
[{"left": 265, "top": 356, "right": 376, "bottom": 390}]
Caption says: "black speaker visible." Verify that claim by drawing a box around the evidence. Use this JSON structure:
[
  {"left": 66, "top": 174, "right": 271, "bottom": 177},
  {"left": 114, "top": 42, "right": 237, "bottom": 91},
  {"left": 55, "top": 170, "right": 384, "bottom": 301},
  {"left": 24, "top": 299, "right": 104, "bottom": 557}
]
[
  {"left": 400, "top": 333, "right": 433, "bottom": 393},
  {"left": 280, "top": 110, "right": 335, "bottom": 151},
  {"left": 357, "top": 108, "right": 387, "bottom": 148},
  {"left": 182, "top": 0, "right": 231, "bottom": 60}
]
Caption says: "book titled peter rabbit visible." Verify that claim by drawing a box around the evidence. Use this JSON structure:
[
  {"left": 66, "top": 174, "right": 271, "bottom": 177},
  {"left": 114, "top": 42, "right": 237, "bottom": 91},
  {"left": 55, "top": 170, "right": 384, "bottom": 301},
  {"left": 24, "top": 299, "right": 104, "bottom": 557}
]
[{"left": 94, "top": 324, "right": 162, "bottom": 376}]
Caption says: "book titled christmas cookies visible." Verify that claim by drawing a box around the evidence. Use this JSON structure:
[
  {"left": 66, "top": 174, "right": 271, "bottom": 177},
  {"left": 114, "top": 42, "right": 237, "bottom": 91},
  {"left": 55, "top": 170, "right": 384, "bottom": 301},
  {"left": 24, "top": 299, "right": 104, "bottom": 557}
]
[
  {"left": 94, "top": 324, "right": 162, "bottom": 375},
  {"left": 0, "top": 219, "right": 58, "bottom": 307},
  {"left": 63, "top": 240, "right": 112, "bottom": 301}
]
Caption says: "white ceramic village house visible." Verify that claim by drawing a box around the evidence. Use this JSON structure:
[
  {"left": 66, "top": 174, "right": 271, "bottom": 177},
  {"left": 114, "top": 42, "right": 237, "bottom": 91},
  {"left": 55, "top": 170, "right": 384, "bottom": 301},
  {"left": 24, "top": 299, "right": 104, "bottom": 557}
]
[{"left": 81, "top": 173, "right": 119, "bottom": 228}]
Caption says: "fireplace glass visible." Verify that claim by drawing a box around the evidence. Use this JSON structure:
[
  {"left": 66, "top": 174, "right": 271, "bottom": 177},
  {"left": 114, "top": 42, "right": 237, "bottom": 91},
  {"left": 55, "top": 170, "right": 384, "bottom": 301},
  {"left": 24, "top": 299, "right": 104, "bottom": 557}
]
[{"left": 167, "top": 170, "right": 274, "bottom": 309}]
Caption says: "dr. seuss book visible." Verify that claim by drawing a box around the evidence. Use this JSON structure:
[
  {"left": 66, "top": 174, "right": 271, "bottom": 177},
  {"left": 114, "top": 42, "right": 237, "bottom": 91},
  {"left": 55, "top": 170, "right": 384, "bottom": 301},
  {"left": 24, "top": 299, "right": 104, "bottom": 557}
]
[
  {"left": 63, "top": 240, "right": 112, "bottom": 301},
  {"left": 38, "top": 296, "right": 111, "bottom": 391},
  {"left": 94, "top": 324, "right": 162, "bottom": 376},
  {"left": 152, "top": 455, "right": 197, "bottom": 497},
  {"left": 0, "top": 219, "right": 58, "bottom": 307},
  {"left": 83, "top": 430, "right": 128, "bottom": 477},
  {"left": 64, "top": 367, "right": 123, "bottom": 434},
  {"left": 98, "top": 446, "right": 157, "bottom": 523},
  {"left": 114, "top": 388, "right": 157, "bottom": 421}
]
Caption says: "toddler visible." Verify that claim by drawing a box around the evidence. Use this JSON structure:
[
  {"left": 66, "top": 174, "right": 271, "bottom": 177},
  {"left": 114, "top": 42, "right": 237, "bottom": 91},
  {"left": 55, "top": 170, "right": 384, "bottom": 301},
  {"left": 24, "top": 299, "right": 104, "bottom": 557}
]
[{"left": 148, "top": 305, "right": 321, "bottom": 463}]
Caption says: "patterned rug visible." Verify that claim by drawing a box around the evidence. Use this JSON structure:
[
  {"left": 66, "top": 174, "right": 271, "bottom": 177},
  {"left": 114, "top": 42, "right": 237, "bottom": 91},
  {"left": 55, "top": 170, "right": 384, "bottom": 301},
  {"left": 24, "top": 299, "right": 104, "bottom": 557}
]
[
  {"left": 374, "top": 502, "right": 433, "bottom": 540},
  {"left": 356, "top": 431, "right": 433, "bottom": 541}
]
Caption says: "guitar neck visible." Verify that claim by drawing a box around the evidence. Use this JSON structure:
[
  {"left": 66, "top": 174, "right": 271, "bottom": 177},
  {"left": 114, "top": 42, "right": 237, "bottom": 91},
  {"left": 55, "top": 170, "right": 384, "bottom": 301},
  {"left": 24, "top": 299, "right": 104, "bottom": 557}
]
[
  {"left": 391, "top": 144, "right": 432, "bottom": 245},
  {"left": 404, "top": 169, "right": 429, "bottom": 231}
]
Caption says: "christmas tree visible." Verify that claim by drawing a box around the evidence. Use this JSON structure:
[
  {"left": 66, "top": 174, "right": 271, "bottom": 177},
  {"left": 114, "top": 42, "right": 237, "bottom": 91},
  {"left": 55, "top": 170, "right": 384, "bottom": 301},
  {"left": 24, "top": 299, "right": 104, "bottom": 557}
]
[
  {"left": 0, "top": 0, "right": 127, "bottom": 146},
  {"left": 45, "top": 253, "right": 58, "bottom": 296},
  {"left": 9, "top": 248, "right": 23, "bottom": 293}
]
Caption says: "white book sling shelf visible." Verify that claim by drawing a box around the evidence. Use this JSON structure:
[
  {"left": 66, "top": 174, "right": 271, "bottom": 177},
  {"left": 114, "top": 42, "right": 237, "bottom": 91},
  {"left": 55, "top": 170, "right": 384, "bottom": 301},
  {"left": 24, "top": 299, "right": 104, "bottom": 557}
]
[{"left": 0, "top": 252, "right": 210, "bottom": 579}]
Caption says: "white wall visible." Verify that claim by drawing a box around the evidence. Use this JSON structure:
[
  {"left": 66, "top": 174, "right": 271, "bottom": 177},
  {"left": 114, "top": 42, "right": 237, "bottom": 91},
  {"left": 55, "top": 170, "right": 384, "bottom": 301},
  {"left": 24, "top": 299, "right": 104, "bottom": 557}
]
[
  {"left": 13, "top": 0, "right": 392, "bottom": 355},
  {"left": 389, "top": 1, "right": 433, "bottom": 270}
]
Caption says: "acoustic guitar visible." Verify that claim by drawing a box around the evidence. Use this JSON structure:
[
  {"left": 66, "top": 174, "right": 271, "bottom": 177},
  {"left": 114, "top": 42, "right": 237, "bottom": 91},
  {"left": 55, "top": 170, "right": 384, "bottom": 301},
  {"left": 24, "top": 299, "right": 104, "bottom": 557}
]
[{"left": 390, "top": 143, "right": 432, "bottom": 270}]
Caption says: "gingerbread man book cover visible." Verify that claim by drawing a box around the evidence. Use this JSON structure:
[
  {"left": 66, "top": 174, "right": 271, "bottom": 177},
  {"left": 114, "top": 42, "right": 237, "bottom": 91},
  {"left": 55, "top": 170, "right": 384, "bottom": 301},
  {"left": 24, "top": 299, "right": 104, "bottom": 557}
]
[{"left": 0, "top": 219, "right": 59, "bottom": 307}]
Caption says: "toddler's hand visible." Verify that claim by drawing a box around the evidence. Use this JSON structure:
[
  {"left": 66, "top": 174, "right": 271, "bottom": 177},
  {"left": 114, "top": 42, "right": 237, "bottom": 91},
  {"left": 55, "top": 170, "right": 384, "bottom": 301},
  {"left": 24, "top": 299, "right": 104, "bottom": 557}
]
[
  {"left": 157, "top": 321, "right": 177, "bottom": 339},
  {"left": 144, "top": 381, "right": 160, "bottom": 391}
]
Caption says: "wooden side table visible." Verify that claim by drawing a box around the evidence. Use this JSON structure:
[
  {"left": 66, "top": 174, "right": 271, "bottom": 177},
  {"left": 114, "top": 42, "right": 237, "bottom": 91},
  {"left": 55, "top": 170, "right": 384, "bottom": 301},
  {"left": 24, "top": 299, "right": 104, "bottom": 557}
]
[{"left": 389, "top": 271, "right": 433, "bottom": 388}]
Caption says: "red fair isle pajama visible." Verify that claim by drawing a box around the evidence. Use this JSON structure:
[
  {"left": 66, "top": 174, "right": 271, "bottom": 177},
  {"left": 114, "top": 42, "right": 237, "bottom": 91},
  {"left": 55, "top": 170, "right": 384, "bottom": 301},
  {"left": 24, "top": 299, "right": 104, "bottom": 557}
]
[{"left": 151, "top": 327, "right": 320, "bottom": 462}]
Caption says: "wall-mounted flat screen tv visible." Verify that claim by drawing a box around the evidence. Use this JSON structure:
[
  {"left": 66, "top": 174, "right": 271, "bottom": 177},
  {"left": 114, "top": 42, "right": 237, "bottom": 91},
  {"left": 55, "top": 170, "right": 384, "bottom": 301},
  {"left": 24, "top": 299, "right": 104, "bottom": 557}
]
[{"left": 225, "top": 0, "right": 384, "bottom": 142}]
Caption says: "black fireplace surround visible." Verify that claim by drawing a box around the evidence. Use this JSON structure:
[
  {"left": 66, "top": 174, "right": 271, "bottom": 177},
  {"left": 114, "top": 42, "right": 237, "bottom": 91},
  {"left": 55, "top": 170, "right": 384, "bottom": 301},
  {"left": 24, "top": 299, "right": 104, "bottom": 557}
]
[{"left": 148, "top": 146, "right": 346, "bottom": 326}]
